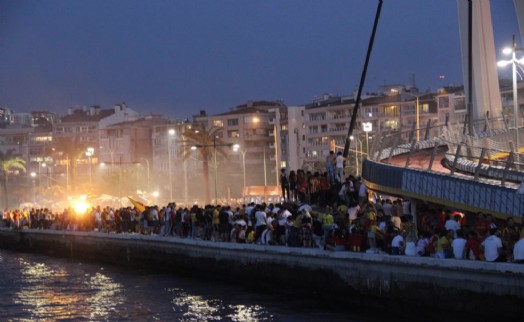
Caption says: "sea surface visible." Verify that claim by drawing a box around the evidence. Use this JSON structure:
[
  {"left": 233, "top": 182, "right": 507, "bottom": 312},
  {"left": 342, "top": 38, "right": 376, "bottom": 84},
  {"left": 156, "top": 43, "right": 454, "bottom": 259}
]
[{"left": 0, "top": 249, "right": 383, "bottom": 322}]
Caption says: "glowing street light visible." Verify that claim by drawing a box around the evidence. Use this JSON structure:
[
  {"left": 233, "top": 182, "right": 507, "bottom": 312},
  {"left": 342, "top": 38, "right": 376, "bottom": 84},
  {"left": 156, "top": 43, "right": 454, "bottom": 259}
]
[
  {"left": 30, "top": 172, "right": 36, "bottom": 204},
  {"left": 350, "top": 136, "right": 362, "bottom": 176},
  {"left": 85, "top": 147, "right": 94, "bottom": 185},
  {"left": 498, "top": 35, "right": 524, "bottom": 152},
  {"left": 168, "top": 129, "right": 175, "bottom": 202},
  {"left": 362, "top": 122, "right": 372, "bottom": 156}
]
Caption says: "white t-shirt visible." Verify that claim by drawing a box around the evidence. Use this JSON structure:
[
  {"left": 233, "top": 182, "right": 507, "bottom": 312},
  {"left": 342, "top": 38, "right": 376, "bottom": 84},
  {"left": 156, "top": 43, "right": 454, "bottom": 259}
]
[
  {"left": 451, "top": 238, "right": 467, "bottom": 259},
  {"left": 445, "top": 219, "right": 460, "bottom": 232},
  {"left": 278, "top": 210, "right": 291, "bottom": 226},
  {"left": 513, "top": 238, "right": 524, "bottom": 261},
  {"left": 391, "top": 235, "right": 404, "bottom": 248},
  {"left": 336, "top": 155, "right": 344, "bottom": 168},
  {"left": 382, "top": 203, "right": 392, "bottom": 217},
  {"left": 482, "top": 235, "right": 502, "bottom": 262},
  {"left": 95, "top": 211, "right": 102, "bottom": 223},
  {"left": 255, "top": 211, "right": 267, "bottom": 227},
  {"left": 391, "top": 216, "right": 401, "bottom": 230},
  {"left": 358, "top": 182, "right": 367, "bottom": 197}
]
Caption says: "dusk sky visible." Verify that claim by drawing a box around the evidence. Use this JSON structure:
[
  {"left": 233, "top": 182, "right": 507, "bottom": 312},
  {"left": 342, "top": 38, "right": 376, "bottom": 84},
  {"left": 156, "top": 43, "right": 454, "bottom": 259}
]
[{"left": 0, "top": 0, "right": 521, "bottom": 119}]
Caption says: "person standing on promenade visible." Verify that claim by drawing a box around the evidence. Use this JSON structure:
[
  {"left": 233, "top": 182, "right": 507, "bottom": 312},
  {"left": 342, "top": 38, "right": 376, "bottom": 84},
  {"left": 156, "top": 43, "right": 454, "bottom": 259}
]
[
  {"left": 254, "top": 204, "right": 268, "bottom": 244},
  {"left": 465, "top": 231, "right": 482, "bottom": 260},
  {"left": 335, "top": 151, "right": 344, "bottom": 183},
  {"left": 163, "top": 204, "right": 172, "bottom": 236},
  {"left": 321, "top": 207, "right": 334, "bottom": 247},
  {"left": 501, "top": 217, "right": 519, "bottom": 260},
  {"left": 481, "top": 228, "right": 504, "bottom": 262},
  {"left": 288, "top": 171, "right": 297, "bottom": 202},
  {"left": 325, "top": 151, "right": 336, "bottom": 185},
  {"left": 445, "top": 214, "right": 461, "bottom": 238},
  {"left": 451, "top": 229, "right": 467, "bottom": 259},
  {"left": 513, "top": 234, "right": 524, "bottom": 263},
  {"left": 391, "top": 229, "right": 405, "bottom": 255},
  {"left": 280, "top": 168, "right": 289, "bottom": 201},
  {"left": 435, "top": 229, "right": 453, "bottom": 259}
]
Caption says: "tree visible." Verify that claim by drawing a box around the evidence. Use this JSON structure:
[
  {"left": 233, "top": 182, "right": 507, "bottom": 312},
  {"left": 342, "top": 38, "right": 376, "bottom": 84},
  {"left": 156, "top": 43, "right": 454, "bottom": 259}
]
[
  {"left": 181, "top": 124, "right": 230, "bottom": 204},
  {"left": 0, "top": 149, "right": 26, "bottom": 208},
  {"left": 53, "top": 136, "right": 87, "bottom": 193}
]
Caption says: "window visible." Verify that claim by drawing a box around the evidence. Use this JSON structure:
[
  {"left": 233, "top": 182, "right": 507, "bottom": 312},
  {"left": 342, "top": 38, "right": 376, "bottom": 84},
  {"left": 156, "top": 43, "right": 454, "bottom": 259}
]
[
  {"left": 454, "top": 98, "right": 466, "bottom": 111},
  {"left": 228, "top": 130, "right": 239, "bottom": 138},
  {"left": 383, "top": 105, "right": 400, "bottom": 117},
  {"left": 227, "top": 118, "right": 238, "bottom": 126},
  {"left": 439, "top": 96, "right": 450, "bottom": 109},
  {"left": 213, "top": 120, "right": 224, "bottom": 127}
]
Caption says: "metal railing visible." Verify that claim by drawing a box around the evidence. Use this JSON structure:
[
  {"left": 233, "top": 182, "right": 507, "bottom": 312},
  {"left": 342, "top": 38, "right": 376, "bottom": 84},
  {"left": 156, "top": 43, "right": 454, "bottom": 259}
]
[{"left": 370, "top": 116, "right": 524, "bottom": 187}]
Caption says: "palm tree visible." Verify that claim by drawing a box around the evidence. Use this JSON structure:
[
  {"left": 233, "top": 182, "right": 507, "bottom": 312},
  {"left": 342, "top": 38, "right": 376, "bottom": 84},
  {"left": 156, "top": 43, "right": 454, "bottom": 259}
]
[
  {"left": 181, "top": 124, "right": 230, "bottom": 204},
  {"left": 0, "top": 149, "right": 26, "bottom": 208},
  {"left": 53, "top": 136, "right": 87, "bottom": 192}
]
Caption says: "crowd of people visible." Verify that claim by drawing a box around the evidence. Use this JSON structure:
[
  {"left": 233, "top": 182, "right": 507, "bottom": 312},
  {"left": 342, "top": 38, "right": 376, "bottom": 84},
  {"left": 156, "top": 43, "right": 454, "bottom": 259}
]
[{"left": 2, "top": 165, "right": 524, "bottom": 264}]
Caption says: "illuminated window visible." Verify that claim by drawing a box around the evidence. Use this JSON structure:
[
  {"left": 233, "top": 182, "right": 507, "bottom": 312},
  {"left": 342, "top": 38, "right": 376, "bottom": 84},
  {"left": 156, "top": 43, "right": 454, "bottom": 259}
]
[{"left": 213, "top": 120, "right": 224, "bottom": 127}]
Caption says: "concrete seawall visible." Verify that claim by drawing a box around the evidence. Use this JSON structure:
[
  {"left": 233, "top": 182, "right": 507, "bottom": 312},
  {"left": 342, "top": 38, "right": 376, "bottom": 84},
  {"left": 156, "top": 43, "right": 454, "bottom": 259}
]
[{"left": 1, "top": 228, "right": 523, "bottom": 318}]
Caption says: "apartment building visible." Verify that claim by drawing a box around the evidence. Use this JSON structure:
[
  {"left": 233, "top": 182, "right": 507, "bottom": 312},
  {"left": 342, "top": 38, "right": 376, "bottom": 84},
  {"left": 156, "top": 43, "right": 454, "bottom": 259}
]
[{"left": 191, "top": 101, "right": 286, "bottom": 198}]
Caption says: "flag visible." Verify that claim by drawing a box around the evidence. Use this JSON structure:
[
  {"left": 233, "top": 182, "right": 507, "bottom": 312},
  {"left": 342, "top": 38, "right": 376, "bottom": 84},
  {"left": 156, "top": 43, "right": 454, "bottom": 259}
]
[{"left": 128, "top": 196, "right": 146, "bottom": 213}]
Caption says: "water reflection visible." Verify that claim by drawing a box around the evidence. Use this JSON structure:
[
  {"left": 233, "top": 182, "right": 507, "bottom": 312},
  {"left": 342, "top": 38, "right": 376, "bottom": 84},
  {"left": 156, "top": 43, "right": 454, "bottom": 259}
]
[
  {"left": 85, "top": 272, "right": 125, "bottom": 320},
  {"left": 0, "top": 250, "right": 360, "bottom": 321},
  {"left": 168, "top": 288, "right": 273, "bottom": 321},
  {"left": 15, "top": 259, "right": 80, "bottom": 321},
  {"left": 14, "top": 258, "right": 124, "bottom": 321}
]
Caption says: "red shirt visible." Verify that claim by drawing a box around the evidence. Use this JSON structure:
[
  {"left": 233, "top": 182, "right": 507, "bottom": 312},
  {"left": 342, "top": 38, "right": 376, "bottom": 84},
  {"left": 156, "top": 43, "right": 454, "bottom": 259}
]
[{"left": 465, "top": 237, "right": 482, "bottom": 260}]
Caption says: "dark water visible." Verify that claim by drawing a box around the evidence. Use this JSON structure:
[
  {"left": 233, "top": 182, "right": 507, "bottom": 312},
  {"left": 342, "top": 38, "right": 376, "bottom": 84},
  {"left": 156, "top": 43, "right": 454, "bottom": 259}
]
[{"left": 0, "top": 249, "right": 381, "bottom": 321}]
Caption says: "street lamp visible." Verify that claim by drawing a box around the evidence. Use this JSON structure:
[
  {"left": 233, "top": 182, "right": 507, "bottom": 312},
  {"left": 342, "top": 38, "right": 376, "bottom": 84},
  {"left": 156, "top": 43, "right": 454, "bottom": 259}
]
[
  {"left": 350, "top": 136, "right": 362, "bottom": 176},
  {"left": 168, "top": 129, "right": 175, "bottom": 202},
  {"left": 30, "top": 172, "right": 36, "bottom": 204},
  {"left": 85, "top": 147, "right": 94, "bottom": 185},
  {"left": 362, "top": 122, "right": 372, "bottom": 156},
  {"left": 233, "top": 146, "right": 246, "bottom": 201},
  {"left": 191, "top": 138, "right": 238, "bottom": 205},
  {"left": 498, "top": 35, "right": 524, "bottom": 153}
]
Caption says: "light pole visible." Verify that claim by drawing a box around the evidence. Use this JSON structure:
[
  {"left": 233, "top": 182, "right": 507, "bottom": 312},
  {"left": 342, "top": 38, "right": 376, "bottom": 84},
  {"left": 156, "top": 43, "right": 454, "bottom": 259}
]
[
  {"left": 362, "top": 122, "right": 372, "bottom": 156},
  {"left": 263, "top": 146, "right": 267, "bottom": 203},
  {"left": 168, "top": 129, "right": 175, "bottom": 202},
  {"left": 191, "top": 139, "right": 239, "bottom": 205},
  {"left": 234, "top": 147, "right": 247, "bottom": 201},
  {"left": 350, "top": 136, "right": 363, "bottom": 176},
  {"left": 85, "top": 147, "right": 94, "bottom": 185},
  {"left": 498, "top": 35, "right": 524, "bottom": 152},
  {"left": 30, "top": 172, "right": 36, "bottom": 205}
]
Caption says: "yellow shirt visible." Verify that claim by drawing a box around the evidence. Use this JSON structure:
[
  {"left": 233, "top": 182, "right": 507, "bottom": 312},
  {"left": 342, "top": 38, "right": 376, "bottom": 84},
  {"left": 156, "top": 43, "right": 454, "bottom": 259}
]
[{"left": 212, "top": 209, "right": 219, "bottom": 225}]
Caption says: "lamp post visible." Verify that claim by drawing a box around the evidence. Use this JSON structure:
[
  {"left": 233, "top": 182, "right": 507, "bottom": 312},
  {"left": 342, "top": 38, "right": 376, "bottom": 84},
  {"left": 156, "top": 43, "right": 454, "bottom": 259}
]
[
  {"left": 234, "top": 148, "right": 246, "bottom": 201},
  {"left": 168, "top": 129, "right": 175, "bottom": 202},
  {"left": 191, "top": 139, "right": 239, "bottom": 205},
  {"left": 41, "top": 162, "right": 49, "bottom": 188},
  {"left": 498, "top": 35, "right": 524, "bottom": 153},
  {"left": 350, "top": 136, "right": 362, "bottom": 176},
  {"left": 263, "top": 146, "right": 267, "bottom": 203},
  {"left": 362, "top": 122, "right": 372, "bottom": 156},
  {"left": 30, "top": 172, "right": 36, "bottom": 205},
  {"left": 85, "top": 147, "right": 94, "bottom": 185}
]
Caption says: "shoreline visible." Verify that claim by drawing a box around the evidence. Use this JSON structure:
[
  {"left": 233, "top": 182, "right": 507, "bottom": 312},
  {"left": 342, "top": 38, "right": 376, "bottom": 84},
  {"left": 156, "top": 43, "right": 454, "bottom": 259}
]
[{"left": 1, "top": 228, "right": 523, "bottom": 318}]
